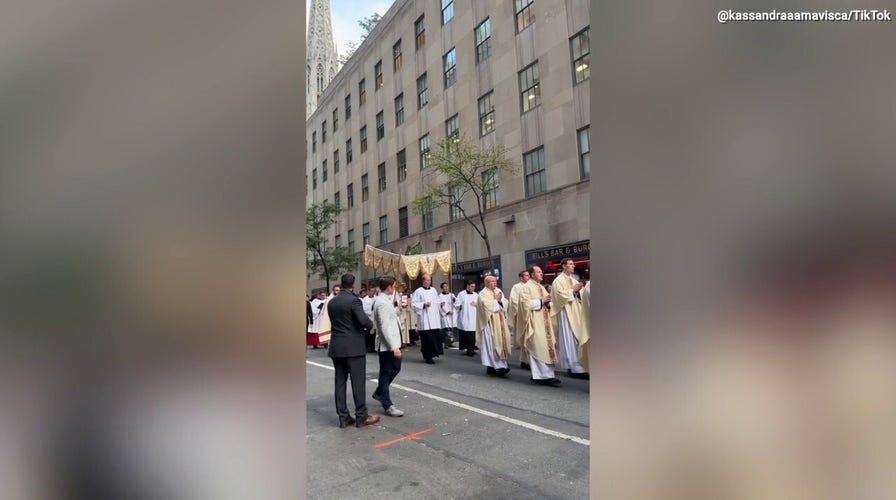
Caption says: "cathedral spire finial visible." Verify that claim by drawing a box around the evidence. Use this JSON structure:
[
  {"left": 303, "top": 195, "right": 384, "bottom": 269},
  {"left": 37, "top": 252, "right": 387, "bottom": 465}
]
[{"left": 307, "top": 0, "right": 338, "bottom": 118}]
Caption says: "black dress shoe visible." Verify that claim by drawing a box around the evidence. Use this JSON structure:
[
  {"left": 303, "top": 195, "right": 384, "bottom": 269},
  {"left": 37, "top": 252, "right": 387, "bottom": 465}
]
[
  {"left": 425, "top": 359, "right": 435, "bottom": 364},
  {"left": 356, "top": 415, "right": 380, "bottom": 428},
  {"left": 486, "top": 367, "right": 498, "bottom": 376},
  {"left": 465, "top": 350, "right": 475, "bottom": 357},
  {"left": 568, "top": 371, "right": 590, "bottom": 380},
  {"left": 521, "top": 362, "right": 531, "bottom": 370},
  {"left": 498, "top": 367, "right": 510, "bottom": 375},
  {"left": 338, "top": 416, "right": 356, "bottom": 428},
  {"left": 530, "top": 378, "right": 561, "bottom": 387}
]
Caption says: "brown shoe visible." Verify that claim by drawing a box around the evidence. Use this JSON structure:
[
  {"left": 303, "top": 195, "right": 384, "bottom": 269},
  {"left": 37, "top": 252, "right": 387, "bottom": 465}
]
[
  {"left": 338, "top": 416, "right": 356, "bottom": 428},
  {"left": 355, "top": 415, "right": 380, "bottom": 428}
]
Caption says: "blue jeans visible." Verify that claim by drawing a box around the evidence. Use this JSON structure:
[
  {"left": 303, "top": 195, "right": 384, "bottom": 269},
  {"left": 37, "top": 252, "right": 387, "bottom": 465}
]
[{"left": 374, "top": 351, "right": 402, "bottom": 409}]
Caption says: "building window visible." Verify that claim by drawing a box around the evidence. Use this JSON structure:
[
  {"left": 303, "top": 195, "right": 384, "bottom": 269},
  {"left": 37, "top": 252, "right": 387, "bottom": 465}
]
[
  {"left": 348, "top": 229, "right": 355, "bottom": 252},
  {"left": 360, "top": 126, "right": 368, "bottom": 152},
  {"left": 478, "top": 91, "right": 495, "bottom": 136},
  {"left": 399, "top": 206, "right": 409, "bottom": 238},
  {"left": 345, "top": 94, "right": 351, "bottom": 119},
  {"left": 483, "top": 169, "right": 498, "bottom": 208},
  {"left": 333, "top": 108, "right": 338, "bottom": 132},
  {"left": 347, "top": 182, "right": 354, "bottom": 208},
  {"left": 578, "top": 126, "right": 590, "bottom": 179},
  {"left": 377, "top": 162, "right": 386, "bottom": 192},
  {"left": 445, "top": 114, "right": 459, "bottom": 142},
  {"left": 414, "top": 15, "right": 426, "bottom": 49},
  {"left": 441, "top": 0, "right": 454, "bottom": 24},
  {"left": 393, "top": 40, "right": 403, "bottom": 72},
  {"left": 361, "top": 173, "right": 369, "bottom": 201},
  {"left": 333, "top": 149, "right": 340, "bottom": 173},
  {"left": 362, "top": 223, "right": 370, "bottom": 246},
  {"left": 376, "top": 111, "right": 385, "bottom": 140},
  {"left": 359, "top": 79, "right": 366, "bottom": 105},
  {"left": 475, "top": 18, "right": 491, "bottom": 63},
  {"left": 519, "top": 62, "right": 541, "bottom": 113},
  {"left": 322, "top": 159, "right": 328, "bottom": 182},
  {"left": 346, "top": 138, "right": 353, "bottom": 163},
  {"left": 422, "top": 198, "right": 433, "bottom": 230},
  {"left": 312, "top": 131, "right": 317, "bottom": 152},
  {"left": 394, "top": 94, "right": 404, "bottom": 126},
  {"left": 374, "top": 60, "right": 383, "bottom": 90},
  {"left": 523, "top": 147, "right": 547, "bottom": 197},
  {"left": 335, "top": 234, "right": 341, "bottom": 247},
  {"left": 419, "top": 134, "right": 431, "bottom": 170},
  {"left": 449, "top": 186, "right": 462, "bottom": 221},
  {"left": 379, "top": 215, "right": 388, "bottom": 244},
  {"left": 443, "top": 48, "right": 457, "bottom": 89},
  {"left": 312, "top": 168, "right": 318, "bottom": 189},
  {"left": 515, "top": 0, "right": 535, "bottom": 33},
  {"left": 571, "top": 27, "right": 590, "bottom": 84},
  {"left": 321, "top": 121, "right": 327, "bottom": 143},
  {"left": 397, "top": 149, "right": 407, "bottom": 182},
  {"left": 416, "top": 73, "right": 428, "bottom": 109},
  {"left": 334, "top": 190, "right": 341, "bottom": 210}
]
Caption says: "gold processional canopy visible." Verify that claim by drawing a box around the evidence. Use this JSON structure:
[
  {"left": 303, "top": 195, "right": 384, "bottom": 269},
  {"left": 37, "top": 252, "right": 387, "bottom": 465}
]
[{"left": 362, "top": 244, "right": 452, "bottom": 280}]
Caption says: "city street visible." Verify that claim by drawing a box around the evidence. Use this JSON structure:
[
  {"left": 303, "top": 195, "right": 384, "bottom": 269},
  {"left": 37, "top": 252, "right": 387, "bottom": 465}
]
[{"left": 305, "top": 344, "right": 590, "bottom": 499}]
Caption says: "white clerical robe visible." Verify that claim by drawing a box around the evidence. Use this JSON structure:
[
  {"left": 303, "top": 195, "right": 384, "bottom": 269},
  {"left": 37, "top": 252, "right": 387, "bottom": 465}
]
[
  {"left": 439, "top": 292, "right": 457, "bottom": 329},
  {"left": 476, "top": 288, "right": 511, "bottom": 370},
  {"left": 411, "top": 286, "right": 441, "bottom": 332},
  {"left": 309, "top": 298, "right": 326, "bottom": 333},
  {"left": 362, "top": 295, "right": 376, "bottom": 332},
  {"left": 453, "top": 290, "right": 478, "bottom": 332},
  {"left": 551, "top": 273, "right": 588, "bottom": 374}
]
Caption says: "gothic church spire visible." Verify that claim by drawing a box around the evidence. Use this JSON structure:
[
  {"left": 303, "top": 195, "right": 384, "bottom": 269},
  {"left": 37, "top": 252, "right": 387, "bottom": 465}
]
[{"left": 307, "top": 0, "right": 338, "bottom": 118}]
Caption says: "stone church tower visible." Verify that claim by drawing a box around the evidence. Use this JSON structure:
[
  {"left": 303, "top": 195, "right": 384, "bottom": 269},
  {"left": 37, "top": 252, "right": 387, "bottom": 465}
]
[{"left": 307, "top": 0, "right": 338, "bottom": 118}]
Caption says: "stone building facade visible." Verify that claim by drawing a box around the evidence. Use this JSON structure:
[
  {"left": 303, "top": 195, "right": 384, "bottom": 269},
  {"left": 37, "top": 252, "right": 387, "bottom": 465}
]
[{"left": 306, "top": 0, "right": 591, "bottom": 292}]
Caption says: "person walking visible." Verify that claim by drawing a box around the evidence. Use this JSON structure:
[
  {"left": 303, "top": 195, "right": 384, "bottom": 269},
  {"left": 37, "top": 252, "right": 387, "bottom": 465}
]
[
  {"left": 476, "top": 276, "right": 512, "bottom": 377},
  {"left": 372, "top": 276, "right": 405, "bottom": 417},
  {"left": 550, "top": 258, "right": 589, "bottom": 379},
  {"left": 520, "top": 266, "right": 561, "bottom": 386},
  {"left": 439, "top": 282, "right": 457, "bottom": 348},
  {"left": 361, "top": 287, "right": 377, "bottom": 353},
  {"left": 411, "top": 274, "right": 443, "bottom": 364},
  {"left": 508, "top": 270, "right": 531, "bottom": 368},
  {"left": 454, "top": 280, "right": 479, "bottom": 356},
  {"left": 326, "top": 274, "right": 380, "bottom": 428}
]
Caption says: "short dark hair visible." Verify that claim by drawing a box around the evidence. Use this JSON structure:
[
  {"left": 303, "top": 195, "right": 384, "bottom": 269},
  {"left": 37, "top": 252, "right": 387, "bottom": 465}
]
[
  {"left": 465, "top": 279, "right": 476, "bottom": 287},
  {"left": 518, "top": 270, "right": 528, "bottom": 278},
  {"left": 379, "top": 275, "right": 396, "bottom": 291},
  {"left": 340, "top": 274, "right": 355, "bottom": 288},
  {"left": 440, "top": 282, "right": 448, "bottom": 288},
  {"left": 560, "top": 257, "right": 575, "bottom": 266}
]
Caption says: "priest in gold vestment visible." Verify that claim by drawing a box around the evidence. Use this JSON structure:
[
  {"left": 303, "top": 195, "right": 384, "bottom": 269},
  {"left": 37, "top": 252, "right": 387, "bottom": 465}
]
[
  {"left": 476, "top": 275, "right": 512, "bottom": 377},
  {"left": 550, "top": 258, "right": 589, "bottom": 379}
]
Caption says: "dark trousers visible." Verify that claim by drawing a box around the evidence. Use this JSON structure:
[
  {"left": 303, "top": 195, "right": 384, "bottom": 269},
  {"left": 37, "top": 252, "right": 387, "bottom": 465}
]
[
  {"left": 419, "top": 329, "right": 444, "bottom": 360},
  {"left": 365, "top": 329, "right": 376, "bottom": 352},
  {"left": 374, "top": 351, "right": 402, "bottom": 409},
  {"left": 458, "top": 330, "right": 476, "bottom": 352},
  {"left": 332, "top": 355, "right": 367, "bottom": 420}
]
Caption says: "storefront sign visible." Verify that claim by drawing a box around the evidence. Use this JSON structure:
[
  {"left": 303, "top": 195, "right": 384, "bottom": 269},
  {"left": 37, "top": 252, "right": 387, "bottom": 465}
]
[
  {"left": 453, "top": 256, "right": 501, "bottom": 274},
  {"left": 525, "top": 240, "right": 590, "bottom": 263}
]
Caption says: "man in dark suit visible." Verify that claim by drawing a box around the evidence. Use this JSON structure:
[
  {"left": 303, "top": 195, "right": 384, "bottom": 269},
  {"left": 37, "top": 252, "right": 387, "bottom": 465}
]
[{"left": 327, "top": 274, "right": 380, "bottom": 428}]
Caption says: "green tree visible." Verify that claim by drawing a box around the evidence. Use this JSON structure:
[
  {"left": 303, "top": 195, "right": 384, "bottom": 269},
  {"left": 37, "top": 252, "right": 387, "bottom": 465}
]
[
  {"left": 358, "top": 13, "right": 382, "bottom": 40},
  {"left": 306, "top": 202, "right": 358, "bottom": 290},
  {"left": 337, "top": 40, "right": 358, "bottom": 66},
  {"left": 412, "top": 134, "right": 518, "bottom": 265}
]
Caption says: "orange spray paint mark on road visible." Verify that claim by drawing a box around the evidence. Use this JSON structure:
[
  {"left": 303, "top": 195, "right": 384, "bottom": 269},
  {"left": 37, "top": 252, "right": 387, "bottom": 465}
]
[{"left": 375, "top": 428, "right": 433, "bottom": 449}]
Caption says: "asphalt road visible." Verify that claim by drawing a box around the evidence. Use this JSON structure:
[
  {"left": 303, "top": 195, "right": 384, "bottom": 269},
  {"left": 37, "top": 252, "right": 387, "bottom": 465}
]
[{"left": 306, "top": 343, "right": 590, "bottom": 500}]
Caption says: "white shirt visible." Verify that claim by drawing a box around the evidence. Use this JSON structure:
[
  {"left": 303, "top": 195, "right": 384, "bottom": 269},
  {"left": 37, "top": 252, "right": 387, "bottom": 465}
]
[
  {"left": 454, "top": 289, "right": 478, "bottom": 331},
  {"left": 411, "top": 286, "right": 441, "bottom": 331},
  {"left": 361, "top": 295, "right": 375, "bottom": 317},
  {"left": 439, "top": 292, "right": 457, "bottom": 328}
]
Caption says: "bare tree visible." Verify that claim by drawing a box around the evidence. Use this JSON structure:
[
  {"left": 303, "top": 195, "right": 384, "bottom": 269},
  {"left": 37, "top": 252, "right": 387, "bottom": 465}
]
[{"left": 412, "top": 134, "right": 518, "bottom": 265}]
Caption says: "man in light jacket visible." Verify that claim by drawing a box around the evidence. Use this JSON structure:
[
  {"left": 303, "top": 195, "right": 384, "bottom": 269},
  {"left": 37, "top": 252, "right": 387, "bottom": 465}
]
[{"left": 372, "top": 276, "right": 405, "bottom": 417}]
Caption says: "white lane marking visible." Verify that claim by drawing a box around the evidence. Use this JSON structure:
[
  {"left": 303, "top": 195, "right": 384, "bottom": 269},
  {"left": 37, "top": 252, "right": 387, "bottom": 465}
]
[{"left": 306, "top": 359, "right": 590, "bottom": 446}]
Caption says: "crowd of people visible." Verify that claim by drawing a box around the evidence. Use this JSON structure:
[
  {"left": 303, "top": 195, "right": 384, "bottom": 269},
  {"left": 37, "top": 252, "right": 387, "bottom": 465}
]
[{"left": 307, "top": 257, "right": 590, "bottom": 428}]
